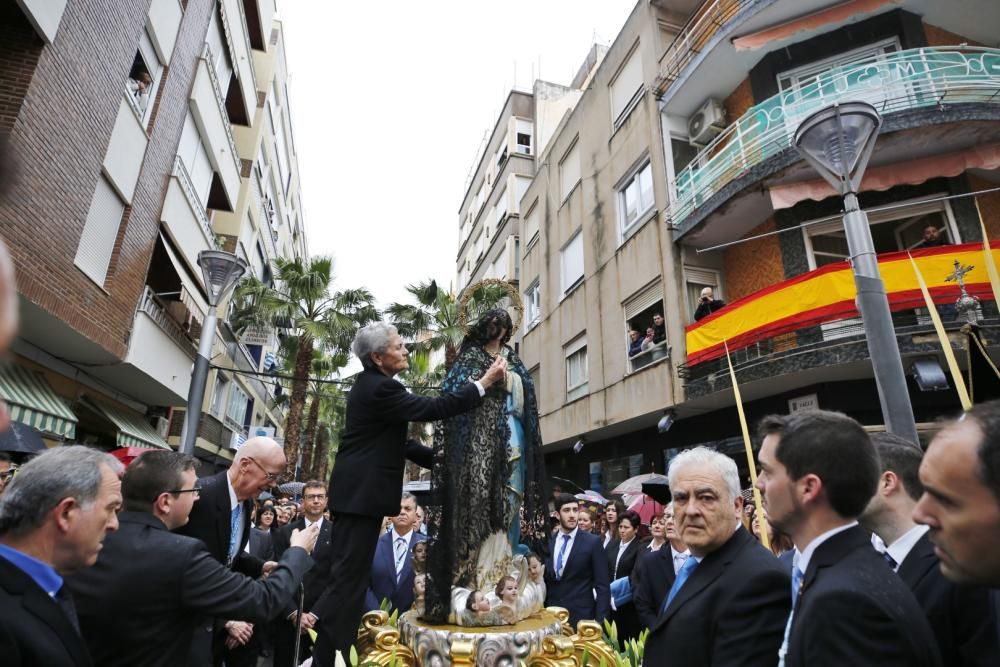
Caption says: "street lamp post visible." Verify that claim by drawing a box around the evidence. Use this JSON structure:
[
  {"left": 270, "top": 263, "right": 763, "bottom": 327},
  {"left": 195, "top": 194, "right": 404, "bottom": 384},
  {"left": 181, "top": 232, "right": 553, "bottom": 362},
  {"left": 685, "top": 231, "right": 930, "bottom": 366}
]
[
  {"left": 179, "top": 250, "right": 248, "bottom": 455},
  {"left": 794, "top": 101, "right": 918, "bottom": 443}
]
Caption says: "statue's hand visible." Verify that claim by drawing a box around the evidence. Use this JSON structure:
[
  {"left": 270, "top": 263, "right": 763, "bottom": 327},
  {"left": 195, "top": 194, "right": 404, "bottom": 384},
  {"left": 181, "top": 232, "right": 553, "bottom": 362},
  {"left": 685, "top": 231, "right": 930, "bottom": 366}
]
[{"left": 480, "top": 356, "right": 508, "bottom": 388}]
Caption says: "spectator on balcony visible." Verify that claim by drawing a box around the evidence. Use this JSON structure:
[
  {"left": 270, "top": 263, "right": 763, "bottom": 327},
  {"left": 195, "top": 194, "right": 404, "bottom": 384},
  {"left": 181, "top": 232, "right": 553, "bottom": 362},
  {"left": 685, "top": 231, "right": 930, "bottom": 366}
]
[
  {"left": 641, "top": 328, "right": 656, "bottom": 352},
  {"left": 915, "top": 225, "right": 947, "bottom": 249},
  {"left": 126, "top": 71, "right": 152, "bottom": 113},
  {"left": 694, "top": 288, "right": 726, "bottom": 321},
  {"left": 627, "top": 330, "right": 644, "bottom": 357},
  {"left": 652, "top": 313, "right": 666, "bottom": 344}
]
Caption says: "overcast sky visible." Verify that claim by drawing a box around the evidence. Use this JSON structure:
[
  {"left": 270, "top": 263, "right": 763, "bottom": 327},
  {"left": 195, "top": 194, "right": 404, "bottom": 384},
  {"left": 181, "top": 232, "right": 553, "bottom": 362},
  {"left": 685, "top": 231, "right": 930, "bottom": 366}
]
[{"left": 278, "top": 0, "right": 637, "bottom": 310}]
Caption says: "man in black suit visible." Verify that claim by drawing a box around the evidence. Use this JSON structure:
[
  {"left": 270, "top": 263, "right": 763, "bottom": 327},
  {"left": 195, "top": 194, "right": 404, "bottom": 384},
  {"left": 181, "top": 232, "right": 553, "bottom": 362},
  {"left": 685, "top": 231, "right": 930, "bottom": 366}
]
[
  {"left": 366, "top": 492, "right": 426, "bottom": 614},
  {"left": 757, "top": 411, "right": 942, "bottom": 667},
  {"left": 312, "top": 322, "right": 507, "bottom": 665},
  {"left": 270, "top": 479, "right": 334, "bottom": 667},
  {"left": 861, "top": 432, "right": 998, "bottom": 666},
  {"left": 0, "top": 446, "right": 124, "bottom": 667},
  {"left": 543, "top": 493, "right": 611, "bottom": 628},
  {"left": 913, "top": 400, "right": 1000, "bottom": 650},
  {"left": 174, "top": 436, "right": 286, "bottom": 664},
  {"left": 639, "top": 447, "right": 790, "bottom": 666},
  {"left": 66, "top": 451, "right": 319, "bottom": 667}
]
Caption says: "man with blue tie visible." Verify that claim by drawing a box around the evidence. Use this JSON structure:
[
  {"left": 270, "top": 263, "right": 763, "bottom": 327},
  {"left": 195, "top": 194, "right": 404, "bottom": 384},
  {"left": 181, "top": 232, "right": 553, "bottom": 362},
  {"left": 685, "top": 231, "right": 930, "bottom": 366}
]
[
  {"left": 639, "top": 447, "right": 790, "bottom": 666},
  {"left": 366, "top": 492, "right": 426, "bottom": 613},
  {"left": 543, "top": 494, "right": 610, "bottom": 628},
  {"left": 757, "top": 411, "right": 942, "bottom": 667}
]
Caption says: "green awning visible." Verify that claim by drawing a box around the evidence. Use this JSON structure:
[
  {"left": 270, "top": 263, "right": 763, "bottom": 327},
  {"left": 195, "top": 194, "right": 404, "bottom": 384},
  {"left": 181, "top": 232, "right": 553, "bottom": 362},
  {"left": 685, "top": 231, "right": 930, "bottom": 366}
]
[
  {"left": 0, "top": 365, "right": 77, "bottom": 439},
  {"left": 84, "top": 398, "right": 170, "bottom": 450}
]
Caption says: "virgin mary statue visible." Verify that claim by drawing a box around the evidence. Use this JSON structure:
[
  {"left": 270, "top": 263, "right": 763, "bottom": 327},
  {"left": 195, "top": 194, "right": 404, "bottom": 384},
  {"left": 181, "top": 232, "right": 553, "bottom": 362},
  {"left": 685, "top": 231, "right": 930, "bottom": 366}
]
[{"left": 422, "top": 307, "right": 548, "bottom": 626}]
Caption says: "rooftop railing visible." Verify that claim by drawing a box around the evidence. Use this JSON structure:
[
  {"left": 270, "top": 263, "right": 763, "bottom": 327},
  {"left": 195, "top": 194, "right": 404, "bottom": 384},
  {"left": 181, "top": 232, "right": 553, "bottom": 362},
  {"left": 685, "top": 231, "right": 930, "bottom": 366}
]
[
  {"left": 669, "top": 47, "right": 1000, "bottom": 228},
  {"left": 655, "top": 0, "right": 752, "bottom": 92}
]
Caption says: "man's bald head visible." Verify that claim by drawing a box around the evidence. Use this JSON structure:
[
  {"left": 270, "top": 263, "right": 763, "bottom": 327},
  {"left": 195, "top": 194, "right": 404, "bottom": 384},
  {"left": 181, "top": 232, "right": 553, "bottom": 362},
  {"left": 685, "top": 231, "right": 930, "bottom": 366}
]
[{"left": 229, "top": 437, "right": 287, "bottom": 501}]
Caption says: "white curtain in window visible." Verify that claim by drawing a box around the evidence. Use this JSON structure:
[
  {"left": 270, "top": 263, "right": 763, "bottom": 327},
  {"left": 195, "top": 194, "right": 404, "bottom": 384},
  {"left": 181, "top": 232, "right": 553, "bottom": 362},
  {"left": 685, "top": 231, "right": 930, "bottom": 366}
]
[
  {"left": 610, "top": 47, "right": 643, "bottom": 124},
  {"left": 74, "top": 176, "right": 124, "bottom": 285},
  {"left": 561, "top": 231, "right": 584, "bottom": 293},
  {"left": 560, "top": 143, "right": 580, "bottom": 200},
  {"left": 523, "top": 204, "right": 539, "bottom": 242}
]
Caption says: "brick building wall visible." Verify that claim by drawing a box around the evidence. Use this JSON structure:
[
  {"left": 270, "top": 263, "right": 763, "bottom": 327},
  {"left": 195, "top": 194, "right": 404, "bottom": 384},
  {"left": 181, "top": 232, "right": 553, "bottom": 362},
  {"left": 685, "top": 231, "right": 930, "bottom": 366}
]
[
  {"left": 722, "top": 217, "right": 785, "bottom": 302},
  {"left": 0, "top": 0, "right": 214, "bottom": 359},
  {"left": 970, "top": 175, "right": 1000, "bottom": 240},
  {"left": 923, "top": 22, "right": 984, "bottom": 48},
  {"left": 723, "top": 77, "right": 754, "bottom": 125},
  {"left": 0, "top": 5, "right": 42, "bottom": 133}
]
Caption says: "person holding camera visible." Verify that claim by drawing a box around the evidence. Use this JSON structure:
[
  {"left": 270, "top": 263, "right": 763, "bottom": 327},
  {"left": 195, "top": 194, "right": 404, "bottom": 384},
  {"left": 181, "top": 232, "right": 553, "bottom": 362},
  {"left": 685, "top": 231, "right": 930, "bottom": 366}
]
[{"left": 693, "top": 287, "right": 726, "bottom": 321}]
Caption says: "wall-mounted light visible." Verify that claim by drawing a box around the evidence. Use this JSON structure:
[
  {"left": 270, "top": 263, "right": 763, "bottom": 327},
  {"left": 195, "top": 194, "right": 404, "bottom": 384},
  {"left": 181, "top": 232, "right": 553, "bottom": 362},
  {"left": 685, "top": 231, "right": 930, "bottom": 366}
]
[
  {"left": 658, "top": 410, "right": 676, "bottom": 434},
  {"left": 572, "top": 437, "right": 585, "bottom": 454}
]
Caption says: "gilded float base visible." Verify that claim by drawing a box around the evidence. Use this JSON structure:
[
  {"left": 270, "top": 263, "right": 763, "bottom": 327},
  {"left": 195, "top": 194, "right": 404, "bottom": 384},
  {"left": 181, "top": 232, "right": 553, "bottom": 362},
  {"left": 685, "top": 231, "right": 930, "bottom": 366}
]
[{"left": 356, "top": 607, "right": 619, "bottom": 667}]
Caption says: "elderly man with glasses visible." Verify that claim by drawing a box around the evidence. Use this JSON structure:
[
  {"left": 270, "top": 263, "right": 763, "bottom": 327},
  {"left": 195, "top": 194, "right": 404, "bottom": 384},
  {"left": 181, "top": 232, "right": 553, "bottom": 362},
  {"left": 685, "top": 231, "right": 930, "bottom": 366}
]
[
  {"left": 66, "top": 450, "right": 320, "bottom": 667},
  {"left": 174, "top": 436, "right": 288, "bottom": 665}
]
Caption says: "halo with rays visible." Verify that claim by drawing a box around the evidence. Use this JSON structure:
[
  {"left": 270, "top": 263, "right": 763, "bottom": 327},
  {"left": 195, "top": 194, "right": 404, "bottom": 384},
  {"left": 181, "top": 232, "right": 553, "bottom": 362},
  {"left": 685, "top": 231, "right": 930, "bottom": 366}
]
[{"left": 457, "top": 278, "right": 524, "bottom": 336}]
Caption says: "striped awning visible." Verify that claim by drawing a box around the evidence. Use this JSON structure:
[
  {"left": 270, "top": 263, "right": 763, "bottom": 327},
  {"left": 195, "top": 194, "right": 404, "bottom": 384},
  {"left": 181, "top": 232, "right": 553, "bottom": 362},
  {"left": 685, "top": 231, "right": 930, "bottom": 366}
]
[
  {"left": 0, "top": 365, "right": 77, "bottom": 439},
  {"left": 83, "top": 398, "right": 170, "bottom": 450}
]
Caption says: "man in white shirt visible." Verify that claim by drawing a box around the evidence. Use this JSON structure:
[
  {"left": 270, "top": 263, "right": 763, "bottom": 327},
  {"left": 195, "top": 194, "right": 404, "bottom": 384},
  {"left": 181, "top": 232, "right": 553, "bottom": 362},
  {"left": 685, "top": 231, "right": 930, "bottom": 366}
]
[
  {"left": 756, "top": 411, "right": 941, "bottom": 667},
  {"left": 663, "top": 502, "right": 690, "bottom": 574},
  {"left": 861, "top": 432, "right": 998, "bottom": 666},
  {"left": 543, "top": 494, "right": 610, "bottom": 626}
]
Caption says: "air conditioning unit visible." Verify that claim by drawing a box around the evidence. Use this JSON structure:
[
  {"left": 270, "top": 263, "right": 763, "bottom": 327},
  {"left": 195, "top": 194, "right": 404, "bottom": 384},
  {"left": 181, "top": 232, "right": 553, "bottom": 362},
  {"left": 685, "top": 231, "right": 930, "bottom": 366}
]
[
  {"left": 154, "top": 416, "right": 170, "bottom": 439},
  {"left": 688, "top": 98, "right": 727, "bottom": 147}
]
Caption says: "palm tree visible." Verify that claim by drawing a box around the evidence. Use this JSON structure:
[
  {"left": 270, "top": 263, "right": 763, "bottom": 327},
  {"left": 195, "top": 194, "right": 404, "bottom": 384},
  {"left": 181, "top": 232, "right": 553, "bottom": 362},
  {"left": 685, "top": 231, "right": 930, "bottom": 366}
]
[
  {"left": 234, "top": 257, "right": 378, "bottom": 474},
  {"left": 301, "top": 350, "right": 347, "bottom": 480}
]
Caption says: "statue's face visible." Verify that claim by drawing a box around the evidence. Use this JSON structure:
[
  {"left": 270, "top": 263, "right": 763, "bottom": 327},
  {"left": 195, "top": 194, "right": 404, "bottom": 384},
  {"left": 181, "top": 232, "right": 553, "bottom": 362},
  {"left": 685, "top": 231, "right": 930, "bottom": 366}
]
[
  {"left": 528, "top": 556, "right": 542, "bottom": 581},
  {"left": 472, "top": 592, "right": 490, "bottom": 612},
  {"left": 414, "top": 575, "right": 425, "bottom": 596}
]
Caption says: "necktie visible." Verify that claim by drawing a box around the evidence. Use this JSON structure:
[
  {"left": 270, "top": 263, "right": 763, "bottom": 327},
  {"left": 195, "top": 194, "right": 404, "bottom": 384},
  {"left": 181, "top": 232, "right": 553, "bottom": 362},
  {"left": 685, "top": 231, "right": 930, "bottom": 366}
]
[
  {"left": 778, "top": 565, "right": 805, "bottom": 667},
  {"left": 882, "top": 550, "right": 898, "bottom": 570},
  {"left": 55, "top": 586, "right": 80, "bottom": 634},
  {"left": 661, "top": 555, "right": 698, "bottom": 613},
  {"left": 394, "top": 537, "right": 407, "bottom": 580},
  {"left": 227, "top": 504, "right": 241, "bottom": 566},
  {"left": 673, "top": 552, "right": 689, "bottom": 575},
  {"left": 555, "top": 534, "right": 571, "bottom": 580}
]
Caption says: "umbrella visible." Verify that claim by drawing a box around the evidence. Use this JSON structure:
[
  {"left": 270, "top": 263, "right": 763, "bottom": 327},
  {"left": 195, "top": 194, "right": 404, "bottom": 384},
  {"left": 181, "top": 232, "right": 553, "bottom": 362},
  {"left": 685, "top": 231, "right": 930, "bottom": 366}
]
[
  {"left": 551, "top": 476, "right": 585, "bottom": 493},
  {"left": 611, "top": 473, "right": 668, "bottom": 496},
  {"left": 109, "top": 447, "right": 155, "bottom": 467},
  {"left": 641, "top": 478, "right": 671, "bottom": 505},
  {"left": 574, "top": 490, "right": 609, "bottom": 506},
  {"left": 627, "top": 494, "right": 665, "bottom": 525},
  {"left": 0, "top": 422, "right": 45, "bottom": 454},
  {"left": 278, "top": 481, "right": 305, "bottom": 496}
]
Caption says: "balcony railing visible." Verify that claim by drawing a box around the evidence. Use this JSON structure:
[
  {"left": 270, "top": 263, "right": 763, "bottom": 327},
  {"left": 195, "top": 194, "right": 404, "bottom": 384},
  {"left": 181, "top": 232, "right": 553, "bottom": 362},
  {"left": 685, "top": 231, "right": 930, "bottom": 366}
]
[
  {"left": 669, "top": 47, "right": 1000, "bottom": 228},
  {"left": 200, "top": 44, "right": 241, "bottom": 176},
  {"left": 679, "top": 241, "right": 1000, "bottom": 382},
  {"left": 138, "top": 286, "right": 197, "bottom": 354},
  {"left": 171, "top": 155, "right": 216, "bottom": 246},
  {"left": 656, "top": 0, "right": 752, "bottom": 92},
  {"left": 629, "top": 341, "right": 670, "bottom": 373}
]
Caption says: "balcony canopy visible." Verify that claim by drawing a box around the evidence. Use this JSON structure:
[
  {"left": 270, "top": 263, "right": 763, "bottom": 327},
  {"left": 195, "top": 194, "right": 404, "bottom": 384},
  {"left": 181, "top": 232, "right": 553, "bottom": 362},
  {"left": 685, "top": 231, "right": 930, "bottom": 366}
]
[
  {"left": 81, "top": 397, "right": 170, "bottom": 450},
  {"left": 0, "top": 365, "right": 77, "bottom": 439}
]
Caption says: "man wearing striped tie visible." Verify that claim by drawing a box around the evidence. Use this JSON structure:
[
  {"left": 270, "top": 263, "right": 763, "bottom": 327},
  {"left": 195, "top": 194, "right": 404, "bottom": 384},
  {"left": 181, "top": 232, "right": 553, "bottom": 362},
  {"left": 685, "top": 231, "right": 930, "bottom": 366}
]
[
  {"left": 365, "top": 492, "right": 426, "bottom": 614},
  {"left": 639, "top": 447, "right": 790, "bottom": 666}
]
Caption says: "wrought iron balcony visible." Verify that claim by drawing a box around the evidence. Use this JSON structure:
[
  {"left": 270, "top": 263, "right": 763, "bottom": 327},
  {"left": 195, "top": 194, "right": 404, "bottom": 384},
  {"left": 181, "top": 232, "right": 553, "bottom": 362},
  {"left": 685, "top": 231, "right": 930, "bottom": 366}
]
[
  {"left": 669, "top": 47, "right": 1000, "bottom": 229},
  {"left": 678, "top": 241, "right": 1000, "bottom": 395}
]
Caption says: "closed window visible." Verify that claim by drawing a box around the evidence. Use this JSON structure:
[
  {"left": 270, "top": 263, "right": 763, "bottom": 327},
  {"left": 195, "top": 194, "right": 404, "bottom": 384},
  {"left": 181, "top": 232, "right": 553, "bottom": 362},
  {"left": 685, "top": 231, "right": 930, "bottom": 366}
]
[
  {"left": 619, "top": 161, "right": 655, "bottom": 237},
  {"left": 496, "top": 187, "right": 508, "bottom": 225},
  {"left": 560, "top": 230, "right": 584, "bottom": 295},
  {"left": 565, "top": 336, "right": 588, "bottom": 402},
  {"left": 559, "top": 141, "right": 580, "bottom": 201},
  {"left": 610, "top": 45, "right": 643, "bottom": 127},
  {"left": 74, "top": 175, "right": 125, "bottom": 286},
  {"left": 523, "top": 202, "right": 539, "bottom": 245},
  {"left": 211, "top": 374, "right": 230, "bottom": 417},
  {"left": 178, "top": 112, "right": 213, "bottom": 206},
  {"left": 226, "top": 383, "right": 249, "bottom": 430},
  {"left": 525, "top": 280, "right": 541, "bottom": 329}
]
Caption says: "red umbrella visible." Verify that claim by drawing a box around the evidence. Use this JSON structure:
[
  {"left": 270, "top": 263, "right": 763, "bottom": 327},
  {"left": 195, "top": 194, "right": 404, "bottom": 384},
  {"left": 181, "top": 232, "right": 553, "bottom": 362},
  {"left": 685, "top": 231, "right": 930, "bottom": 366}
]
[
  {"left": 110, "top": 447, "right": 154, "bottom": 467},
  {"left": 627, "top": 494, "right": 665, "bottom": 526}
]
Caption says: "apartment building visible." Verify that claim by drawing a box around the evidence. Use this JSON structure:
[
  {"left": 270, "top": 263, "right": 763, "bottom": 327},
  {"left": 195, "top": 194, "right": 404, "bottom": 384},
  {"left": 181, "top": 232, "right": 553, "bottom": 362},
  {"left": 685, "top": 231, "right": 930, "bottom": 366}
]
[
  {"left": 511, "top": 0, "right": 1000, "bottom": 491},
  {"left": 0, "top": 0, "right": 305, "bottom": 471}
]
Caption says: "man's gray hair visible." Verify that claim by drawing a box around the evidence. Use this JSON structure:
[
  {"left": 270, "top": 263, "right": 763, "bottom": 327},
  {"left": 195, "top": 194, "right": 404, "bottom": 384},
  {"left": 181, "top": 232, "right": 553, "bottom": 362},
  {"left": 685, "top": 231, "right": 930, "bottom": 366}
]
[
  {"left": 353, "top": 322, "right": 398, "bottom": 370},
  {"left": 0, "top": 445, "right": 122, "bottom": 537},
  {"left": 667, "top": 446, "right": 741, "bottom": 504},
  {"left": 401, "top": 491, "right": 417, "bottom": 504}
]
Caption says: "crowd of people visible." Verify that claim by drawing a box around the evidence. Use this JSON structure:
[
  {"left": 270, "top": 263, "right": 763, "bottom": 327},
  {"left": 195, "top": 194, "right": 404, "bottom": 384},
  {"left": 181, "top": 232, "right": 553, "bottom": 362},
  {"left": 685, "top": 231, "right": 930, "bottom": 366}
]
[{"left": 627, "top": 312, "right": 668, "bottom": 362}]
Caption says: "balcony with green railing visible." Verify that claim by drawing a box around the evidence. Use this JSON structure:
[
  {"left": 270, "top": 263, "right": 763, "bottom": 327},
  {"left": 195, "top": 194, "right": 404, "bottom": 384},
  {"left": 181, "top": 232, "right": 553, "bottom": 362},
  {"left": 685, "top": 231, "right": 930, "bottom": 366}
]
[{"left": 669, "top": 47, "right": 1000, "bottom": 233}]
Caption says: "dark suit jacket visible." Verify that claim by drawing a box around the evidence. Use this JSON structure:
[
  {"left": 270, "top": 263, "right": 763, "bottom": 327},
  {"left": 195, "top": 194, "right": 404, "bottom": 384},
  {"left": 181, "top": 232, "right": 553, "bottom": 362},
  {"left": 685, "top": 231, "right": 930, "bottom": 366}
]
[
  {"left": 328, "top": 367, "right": 482, "bottom": 518},
  {"left": 174, "top": 470, "right": 263, "bottom": 577},
  {"left": 633, "top": 546, "right": 676, "bottom": 630},
  {"left": 608, "top": 537, "right": 642, "bottom": 639},
  {"left": 786, "top": 525, "right": 943, "bottom": 667},
  {"left": 896, "top": 532, "right": 999, "bottom": 667},
  {"left": 247, "top": 527, "right": 274, "bottom": 561},
  {"left": 0, "top": 557, "right": 91, "bottom": 667},
  {"left": 544, "top": 530, "right": 611, "bottom": 627},
  {"left": 641, "top": 526, "right": 790, "bottom": 666},
  {"left": 366, "top": 530, "right": 427, "bottom": 613},
  {"left": 271, "top": 516, "right": 334, "bottom": 616},
  {"left": 65, "top": 512, "right": 313, "bottom": 667}
]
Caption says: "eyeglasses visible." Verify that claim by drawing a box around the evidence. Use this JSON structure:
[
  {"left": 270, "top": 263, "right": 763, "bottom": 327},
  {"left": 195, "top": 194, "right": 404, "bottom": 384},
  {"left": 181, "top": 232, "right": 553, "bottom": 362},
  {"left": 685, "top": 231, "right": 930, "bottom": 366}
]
[
  {"left": 246, "top": 456, "right": 279, "bottom": 482},
  {"left": 0, "top": 470, "right": 15, "bottom": 482},
  {"left": 169, "top": 484, "right": 201, "bottom": 496},
  {"left": 304, "top": 493, "right": 326, "bottom": 501}
]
